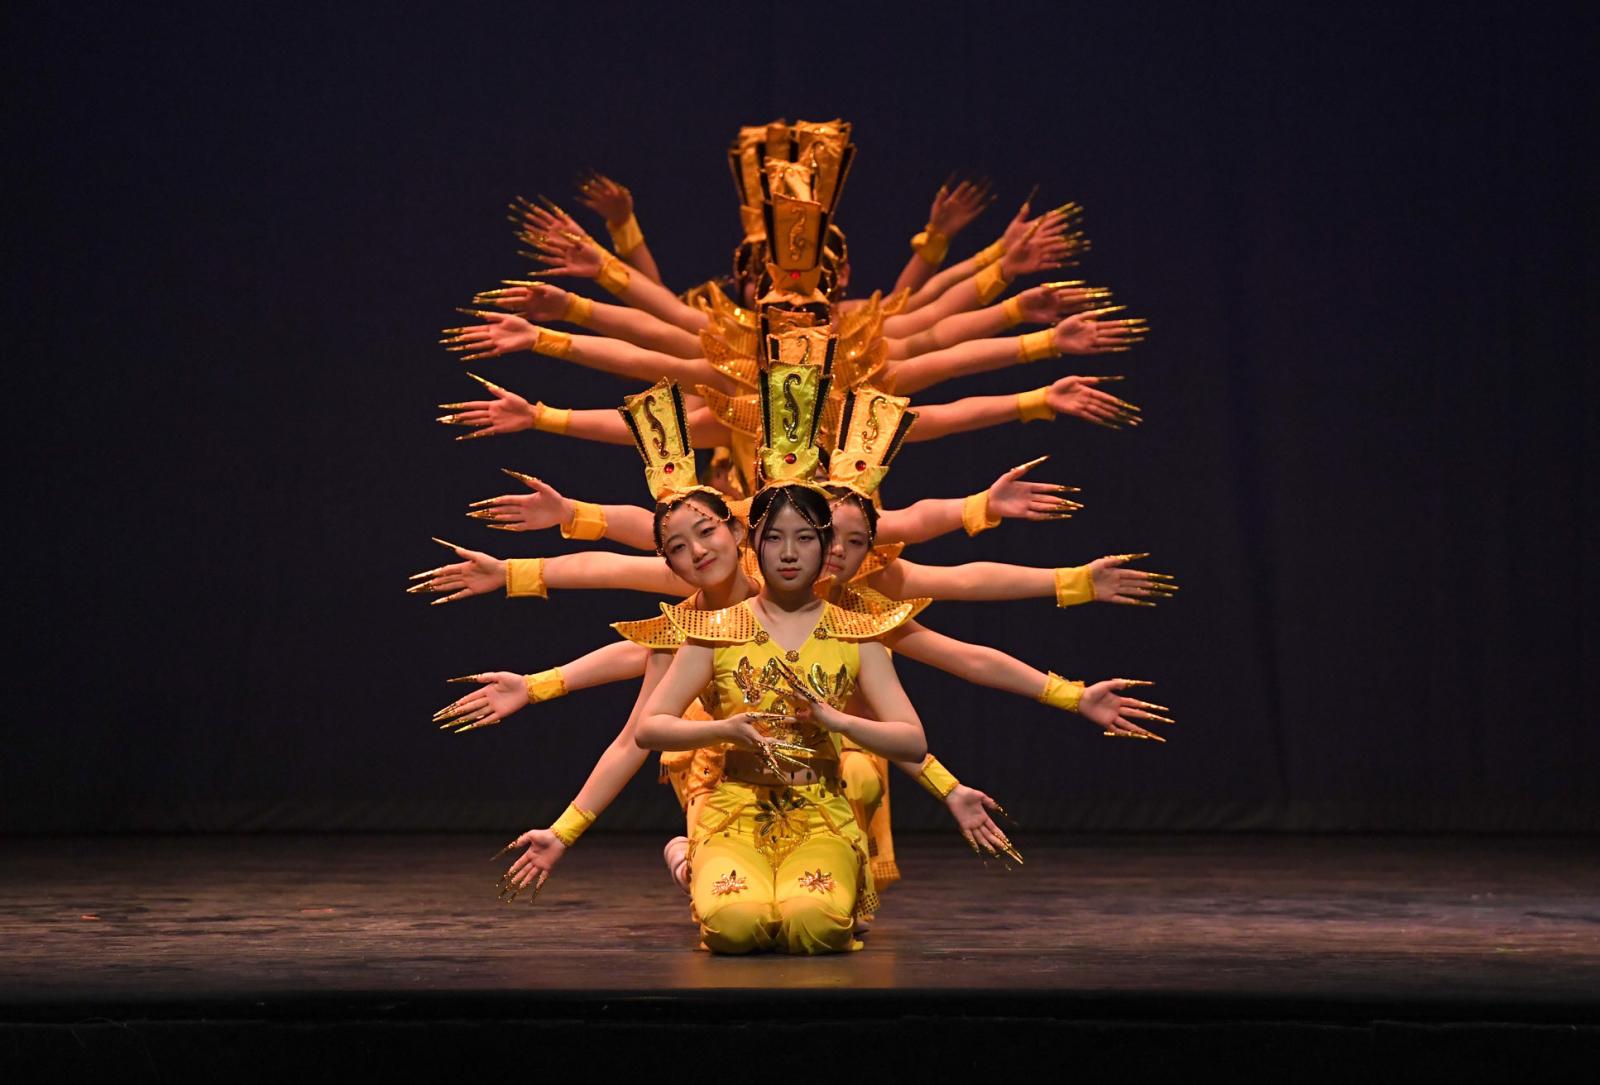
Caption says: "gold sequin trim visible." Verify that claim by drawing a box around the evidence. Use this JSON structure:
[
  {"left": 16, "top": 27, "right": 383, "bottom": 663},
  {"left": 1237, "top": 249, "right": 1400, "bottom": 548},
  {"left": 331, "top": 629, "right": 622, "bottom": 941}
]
[
  {"left": 818, "top": 600, "right": 920, "bottom": 640},
  {"left": 696, "top": 383, "right": 762, "bottom": 436},
  {"left": 611, "top": 614, "right": 684, "bottom": 648},
  {"left": 661, "top": 599, "right": 761, "bottom": 643},
  {"left": 700, "top": 331, "right": 759, "bottom": 389}
]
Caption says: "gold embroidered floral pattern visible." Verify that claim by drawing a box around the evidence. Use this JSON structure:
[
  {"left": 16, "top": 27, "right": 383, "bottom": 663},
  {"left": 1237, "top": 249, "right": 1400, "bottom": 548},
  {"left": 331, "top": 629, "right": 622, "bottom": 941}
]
[
  {"left": 754, "top": 789, "right": 807, "bottom": 864},
  {"left": 734, "top": 656, "right": 764, "bottom": 705},
  {"left": 752, "top": 630, "right": 770, "bottom": 645},
  {"left": 711, "top": 870, "right": 748, "bottom": 896},
  {"left": 796, "top": 869, "right": 837, "bottom": 894}
]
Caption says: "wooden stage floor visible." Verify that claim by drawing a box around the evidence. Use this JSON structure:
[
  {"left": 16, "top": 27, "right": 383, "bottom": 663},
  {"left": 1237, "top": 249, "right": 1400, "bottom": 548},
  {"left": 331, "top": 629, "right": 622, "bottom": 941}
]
[{"left": 3, "top": 833, "right": 1596, "bottom": 1078}]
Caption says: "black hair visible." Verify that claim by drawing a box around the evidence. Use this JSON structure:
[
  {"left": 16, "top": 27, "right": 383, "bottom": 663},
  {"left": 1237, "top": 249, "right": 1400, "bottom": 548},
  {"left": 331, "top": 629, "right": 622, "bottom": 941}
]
[
  {"left": 747, "top": 484, "right": 835, "bottom": 569},
  {"left": 822, "top": 485, "right": 878, "bottom": 545},
  {"left": 652, "top": 491, "right": 735, "bottom": 554}
]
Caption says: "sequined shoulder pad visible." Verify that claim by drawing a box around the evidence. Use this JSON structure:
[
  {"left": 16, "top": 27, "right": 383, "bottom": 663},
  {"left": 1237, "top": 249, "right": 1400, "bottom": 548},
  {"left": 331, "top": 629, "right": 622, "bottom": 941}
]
[
  {"left": 696, "top": 383, "right": 760, "bottom": 435},
  {"left": 851, "top": 542, "right": 904, "bottom": 581},
  {"left": 834, "top": 583, "right": 930, "bottom": 624},
  {"left": 611, "top": 614, "right": 684, "bottom": 649},
  {"left": 819, "top": 598, "right": 926, "bottom": 640},
  {"left": 661, "top": 599, "right": 761, "bottom": 644}
]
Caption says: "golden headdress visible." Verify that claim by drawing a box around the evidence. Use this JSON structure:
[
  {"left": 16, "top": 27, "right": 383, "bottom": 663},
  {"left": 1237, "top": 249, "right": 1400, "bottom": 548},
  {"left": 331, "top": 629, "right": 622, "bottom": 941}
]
[
  {"left": 828, "top": 386, "right": 917, "bottom": 499},
  {"left": 755, "top": 325, "right": 834, "bottom": 490},
  {"left": 617, "top": 380, "right": 716, "bottom": 504}
]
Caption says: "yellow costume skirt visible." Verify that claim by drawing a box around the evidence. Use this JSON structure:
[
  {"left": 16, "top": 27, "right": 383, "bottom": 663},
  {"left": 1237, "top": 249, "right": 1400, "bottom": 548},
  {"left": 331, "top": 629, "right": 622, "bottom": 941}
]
[{"left": 687, "top": 778, "right": 879, "bottom": 955}]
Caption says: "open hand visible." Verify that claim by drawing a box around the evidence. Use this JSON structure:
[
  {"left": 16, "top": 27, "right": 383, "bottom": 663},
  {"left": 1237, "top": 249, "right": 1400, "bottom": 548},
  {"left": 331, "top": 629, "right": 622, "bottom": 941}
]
[
  {"left": 406, "top": 537, "right": 506, "bottom": 603},
  {"left": 1079, "top": 678, "right": 1173, "bottom": 741},
  {"left": 986, "top": 455, "right": 1082, "bottom": 520}
]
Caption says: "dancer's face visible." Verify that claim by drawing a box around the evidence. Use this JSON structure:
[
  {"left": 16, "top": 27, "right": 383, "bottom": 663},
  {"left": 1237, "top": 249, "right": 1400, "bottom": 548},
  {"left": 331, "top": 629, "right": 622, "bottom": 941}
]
[
  {"left": 659, "top": 499, "right": 743, "bottom": 587},
  {"left": 824, "top": 499, "right": 872, "bottom": 582},
  {"left": 756, "top": 502, "right": 825, "bottom": 590}
]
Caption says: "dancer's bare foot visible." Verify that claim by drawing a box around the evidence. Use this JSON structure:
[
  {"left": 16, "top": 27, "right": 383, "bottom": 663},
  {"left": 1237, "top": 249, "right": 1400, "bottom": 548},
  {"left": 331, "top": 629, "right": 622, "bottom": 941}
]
[{"left": 663, "top": 836, "right": 690, "bottom": 893}]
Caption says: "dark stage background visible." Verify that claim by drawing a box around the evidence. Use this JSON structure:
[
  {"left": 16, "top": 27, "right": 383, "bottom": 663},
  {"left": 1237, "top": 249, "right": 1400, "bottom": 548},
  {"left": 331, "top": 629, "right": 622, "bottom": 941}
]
[{"left": 5, "top": 2, "right": 1594, "bottom": 835}]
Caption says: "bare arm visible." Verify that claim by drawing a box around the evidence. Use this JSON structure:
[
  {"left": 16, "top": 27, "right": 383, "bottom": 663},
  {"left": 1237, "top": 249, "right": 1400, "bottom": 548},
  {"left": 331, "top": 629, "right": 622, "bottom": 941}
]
[
  {"left": 570, "top": 651, "right": 672, "bottom": 813},
  {"left": 544, "top": 551, "right": 691, "bottom": 595},
  {"left": 875, "top": 458, "right": 1076, "bottom": 545},
  {"left": 574, "top": 172, "right": 665, "bottom": 286},
  {"left": 884, "top": 620, "right": 1048, "bottom": 699},
  {"left": 871, "top": 559, "right": 1053, "bottom": 602},
  {"left": 637, "top": 644, "right": 735, "bottom": 750}
]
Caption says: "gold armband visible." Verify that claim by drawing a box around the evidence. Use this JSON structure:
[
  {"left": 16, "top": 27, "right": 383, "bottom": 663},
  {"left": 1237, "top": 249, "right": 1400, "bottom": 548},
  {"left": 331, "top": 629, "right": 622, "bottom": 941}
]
[
  {"left": 530, "top": 402, "right": 571, "bottom": 434},
  {"left": 561, "top": 500, "right": 607, "bottom": 541},
  {"left": 916, "top": 756, "right": 960, "bottom": 800},
  {"left": 524, "top": 667, "right": 567, "bottom": 704},
  {"left": 607, "top": 213, "right": 645, "bottom": 256},
  {"left": 910, "top": 226, "right": 950, "bottom": 267},
  {"left": 1017, "top": 386, "right": 1055, "bottom": 423},
  {"left": 972, "top": 238, "right": 1005, "bottom": 269},
  {"left": 528, "top": 326, "right": 573, "bottom": 359},
  {"left": 974, "top": 261, "right": 1011, "bottom": 306},
  {"left": 962, "top": 490, "right": 1001, "bottom": 537},
  {"left": 1054, "top": 565, "right": 1094, "bottom": 607},
  {"left": 505, "top": 557, "right": 548, "bottom": 599},
  {"left": 549, "top": 802, "right": 597, "bottom": 847},
  {"left": 1018, "top": 329, "right": 1060, "bottom": 362},
  {"left": 595, "top": 252, "right": 632, "bottom": 296},
  {"left": 1038, "top": 672, "right": 1085, "bottom": 713},
  {"left": 562, "top": 293, "right": 594, "bottom": 327},
  {"left": 1001, "top": 295, "right": 1025, "bottom": 327}
]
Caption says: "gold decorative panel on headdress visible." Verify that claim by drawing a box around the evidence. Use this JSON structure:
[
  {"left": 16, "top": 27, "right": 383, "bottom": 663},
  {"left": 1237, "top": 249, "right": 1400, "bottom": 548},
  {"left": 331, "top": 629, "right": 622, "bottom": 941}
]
[
  {"left": 764, "top": 192, "right": 826, "bottom": 272},
  {"left": 792, "top": 120, "right": 854, "bottom": 213},
  {"left": 756, "top": 327, "right": 834, "bottom": 487},
  {"left": 828, "top": 387, "right": 917, "bottom": 499},
  {"left": 618, "top": 380, "right": 699, "bottom": 501}
]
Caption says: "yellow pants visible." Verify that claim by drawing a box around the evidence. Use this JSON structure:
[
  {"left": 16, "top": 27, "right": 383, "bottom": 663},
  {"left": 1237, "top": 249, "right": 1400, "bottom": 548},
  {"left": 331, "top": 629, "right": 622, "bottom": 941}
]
[{"left": 688, "top": 779, "right": 874, "bottom": 955}]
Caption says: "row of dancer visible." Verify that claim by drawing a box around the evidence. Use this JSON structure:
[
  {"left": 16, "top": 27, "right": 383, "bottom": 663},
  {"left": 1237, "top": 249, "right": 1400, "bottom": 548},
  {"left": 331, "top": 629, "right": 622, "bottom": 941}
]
[{"left": 413, "top": 118, "right": 1178, "bottom": 952}]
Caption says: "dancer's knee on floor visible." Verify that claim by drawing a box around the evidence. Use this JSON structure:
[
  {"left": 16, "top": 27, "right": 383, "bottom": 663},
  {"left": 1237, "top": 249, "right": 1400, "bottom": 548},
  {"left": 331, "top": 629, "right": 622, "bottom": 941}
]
[
  {"left": 699, "top": 899, "right": 776, "bottom": 954},
  {"left": 777, "top": 895, "right": 855, "bottom": 955}
]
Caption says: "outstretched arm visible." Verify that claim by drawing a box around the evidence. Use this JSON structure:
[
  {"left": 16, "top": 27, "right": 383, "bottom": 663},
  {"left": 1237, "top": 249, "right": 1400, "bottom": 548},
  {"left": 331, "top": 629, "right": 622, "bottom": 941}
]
[
  {"left": 406, "top": 538, "right": 691, "bottom": 604},
  {"left": 430, "top": 639, "right": 652, "bottom": 733},
  {"left": 883, "top": 621, "right": 1168, "bottom": 740},
  {"left": 523, "top": 222, "right": 708, "bottom": 334},
  {"left": 888, "top": 282, "right": 1111, "bottom": 359},
  {"left": 442, "top": 310, "right": 717, "bottom": 387},
  {"left": 871, "top": 554, "right": 1177, "bottom": 605},
  {"left": 574, "top": 172, "right": 664, "bottom": 285},
  {"left": 884, "top": 306, "right": 1145, "bottom": 396},
  {"left": 497, "top": 650, "right": 676, "bottom": 896},
  {"left": 437, "top": 373, "right": 731, "bottom": 449},
  {"left": 906, "top": 374, "right": 1142, "bottom": 442},
  {"left": 875, "top": 457, "right": 1079, "bottom": 545},
  {"left": 887, "top": 199, "right": 1085, "bottom": 329},
  {"left": 890, "top": 177, "right": 996, "bottom": 298},
  {"left": 474, "top": 280, "right": 702, "bottom": 358},
  {"left": 461, "top": 470, "right": 659, "bottom": 552}
]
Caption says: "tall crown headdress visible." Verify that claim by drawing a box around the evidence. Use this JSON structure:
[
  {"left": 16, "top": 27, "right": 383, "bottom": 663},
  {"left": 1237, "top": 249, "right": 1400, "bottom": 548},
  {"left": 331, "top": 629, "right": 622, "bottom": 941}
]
[
  {"left": 827, "top": 386, "right": 917, "bottom": 499},
  {"left": 755, "top": 326, "right": 834, "bottom": 490},
  {"left": 617, "top": 380, "right": 716, "bottom": 503}
]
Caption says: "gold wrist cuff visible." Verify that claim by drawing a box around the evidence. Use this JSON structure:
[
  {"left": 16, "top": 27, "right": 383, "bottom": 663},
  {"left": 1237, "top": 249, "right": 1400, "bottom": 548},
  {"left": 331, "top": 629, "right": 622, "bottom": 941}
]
[
  {"left": 1017, "top": 386, "right": 1055, "bottom": 422},
  {"left": 972, "top": 238, "right": 1005, "bottom": 270},
  {"left": 962, "top": 490, "right": 1001, "bottom": 537},
  {"left": 1018, "top": 329, "right": 1059, "bottom": 363},
  {"left": 525, "top": 667, "right": 567, "bottom": 704},
  {"left": 562, "top": 293, "right": 594, "bottom": 327},
  {"left": 561, "top": 500, "right": 607, "bottom": 541},
  {"left": 1038, "top": 672, "right": 1085, "bottom": 713},
  {"left": 975, "top": 261, "right": 1011, "bottom": 306},
  {"left": 1001, "top": 295, "right": 1025, "bottom": 327},
  {"left": 595, "top": 252, "right": 631, "bottom": 296},
  {"left": 549, "top": 802, "right": 597, "bottom": 847},
  {"left": 607, "top": 213, "right": 645, "bottom": 256},
  {"left": 916, "top": 756, "right": 960, "bottom": 800},
  {"left": 910, "top": 226, "right": 949, "bottom": 267},
  {"left": 505, "top": 557, "right": 548, "bottom": 599},
  {"left": 530, "top": 402, "right": 571, "bottom": 434},
  {"left": 532, "top": 326, "right": 574, "bottom": 359},
  {"left": 1054, "top": 564, "right": 1094, "bottom": 607}
]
